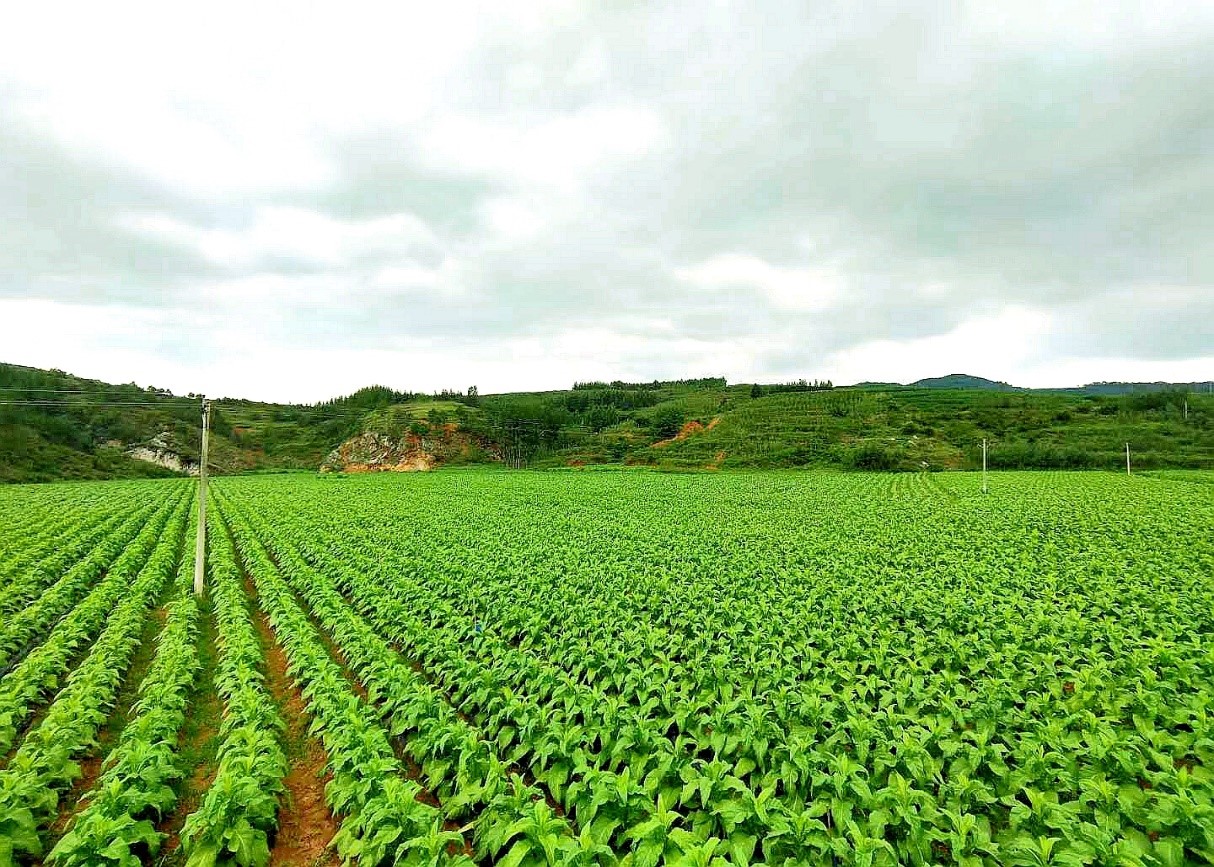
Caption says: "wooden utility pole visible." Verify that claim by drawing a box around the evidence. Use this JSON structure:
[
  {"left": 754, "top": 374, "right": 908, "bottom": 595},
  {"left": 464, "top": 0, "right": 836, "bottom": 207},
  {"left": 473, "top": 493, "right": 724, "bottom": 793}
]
[
  {"left": 982, "top": 438, "right": 988, "bottom": 494},
  {"left": 194, "top": 398, "right": 211, "bottom": 597}
]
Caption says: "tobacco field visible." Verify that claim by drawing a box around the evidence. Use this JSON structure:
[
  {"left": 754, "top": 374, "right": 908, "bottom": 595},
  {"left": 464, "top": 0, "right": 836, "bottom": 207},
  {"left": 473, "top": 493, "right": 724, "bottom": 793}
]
[{"left": 0, "top": 469, "right": 1211, "bottom": 867}]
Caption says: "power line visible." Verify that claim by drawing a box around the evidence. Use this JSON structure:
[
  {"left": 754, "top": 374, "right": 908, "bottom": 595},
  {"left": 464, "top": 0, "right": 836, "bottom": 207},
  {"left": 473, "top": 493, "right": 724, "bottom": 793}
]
[
  {"left": 0, "top": 387, "right": 180, "bottom": 395},
  {"left": 0, "top": 400, "right": 201, "bottom": 408}
]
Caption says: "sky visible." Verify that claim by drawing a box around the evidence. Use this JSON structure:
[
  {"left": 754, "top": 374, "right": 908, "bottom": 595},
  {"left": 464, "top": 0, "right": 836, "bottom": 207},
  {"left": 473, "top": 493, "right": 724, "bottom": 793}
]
[{"left": 1, "top": 1, "right": 1211, "bottom": 403}]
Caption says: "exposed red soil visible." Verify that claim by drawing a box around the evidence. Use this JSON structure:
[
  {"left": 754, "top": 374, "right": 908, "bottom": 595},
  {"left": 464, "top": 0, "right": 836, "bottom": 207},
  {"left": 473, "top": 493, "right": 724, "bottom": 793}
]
[
  {"left": 251, "top": 541, "right": 473, "bottom": 859},
  {"left": 293, "top": 608, "right": 468, "bottom": 845},
  {"left": 76, "top": 755, "right": 105, "bottom": 793},
  {"left": 48, "top": 599, "right": 171, "bottom": 842},
  {"left": 158, "top": 758, "right": 218, "bottom": 857},
  {"left": 653, "top": 419, "right": 710, "bottom": 448},
  {"left": 274, "top": 732, "right": 340, "bottom": 867},
  {"left": 248, "top": 581, "right": 341, "bottom": 867},
  {"left": 50, "top": 755, "right": 105, "bottom": 836}
]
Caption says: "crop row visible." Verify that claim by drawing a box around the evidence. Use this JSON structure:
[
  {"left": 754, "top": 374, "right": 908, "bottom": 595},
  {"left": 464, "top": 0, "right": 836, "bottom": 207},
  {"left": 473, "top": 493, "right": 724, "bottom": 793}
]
[
  {"left": 217, "top": 487, "right": 782, "bottom": 865},
  {"left": 0, "top": 489, "right": 187, "bottom": 753},
  {"left": 0, "top": 500, "right": 148, "bottom": 615},
  {"left": 47, "top": 506, "right": 201, "bottom": 866},
  {"left": 0, "top": 492, "right": 174, "bottom": 671},
  {"left": 0, "top": 469, "right": 1209, "bottom": 867},
  {"left": 178, "top": 507, "right": 287, "bottom": 867},
  {"left": 213, "top": 470, "right": 1214, "bottom": 866},
  {"left": 220, "top": 490, "right": 586, "bottom": 866},
  {"left": 223, "top": 501, "right": 473, "bottom": 867},
  {"left": 0, "top": 482, "right": 127, "bottom": 587},
  {"left": 0, "top": 493, "right": 190, "bottom": 863}
]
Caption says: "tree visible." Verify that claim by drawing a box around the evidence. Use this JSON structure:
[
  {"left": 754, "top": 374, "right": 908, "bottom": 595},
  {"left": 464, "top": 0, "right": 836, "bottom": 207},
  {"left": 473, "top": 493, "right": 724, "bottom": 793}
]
[
  {"left": 750, "top": 383, "right": 763, "bottom": 399},
  {"left": 650, "top": 406, "right": 685, "bottom": 439},
  {"left": 585, "top": 405, "right": 619, "bottom": 432},
  {"left": 466, "top": 385, "right": 480, "bottom": 407}
]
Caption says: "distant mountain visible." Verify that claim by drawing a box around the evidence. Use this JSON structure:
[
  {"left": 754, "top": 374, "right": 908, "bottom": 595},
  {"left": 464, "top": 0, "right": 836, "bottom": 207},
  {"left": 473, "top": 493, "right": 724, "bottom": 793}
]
[
  {"left": 1073, "top": 381, "right": 1214, "bottom": 396},
  {"left": 910, "top": 374, "right": 1021, "bottom": 391},
  {"left": 3, "top": 362, "right": 1213, "bottom": 481},
  {"left": 862, "top": 375, "right": 1212, "bottom": 395}
]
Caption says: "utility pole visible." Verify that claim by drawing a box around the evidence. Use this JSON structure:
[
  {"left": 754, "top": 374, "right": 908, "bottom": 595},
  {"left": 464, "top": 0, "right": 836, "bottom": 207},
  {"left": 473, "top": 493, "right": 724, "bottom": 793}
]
[
  {"left": 982, "top": 438, "right": 988, "bottom": 494},
  {"left": 1125, "top": 441, "right": 1131, "bottom": 476},
  {"left": 194, "top": 398, "right": 211, "bottom": 597}
]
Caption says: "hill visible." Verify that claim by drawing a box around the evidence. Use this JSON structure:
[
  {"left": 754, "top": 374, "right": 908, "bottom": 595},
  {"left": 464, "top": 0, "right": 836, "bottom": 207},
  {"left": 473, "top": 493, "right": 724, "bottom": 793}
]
[
  {"left": 0, "top": 363, "right": 371, "bottom": 483},
  {"left": 2, "top": 363, "right": 1212, "bottom": 482},
  {"left": 1072, "top": 381, "right": 1214, "bottom": 396},
  {"left": 910, "top": 373, "right": 1020, "bottom": 391}
]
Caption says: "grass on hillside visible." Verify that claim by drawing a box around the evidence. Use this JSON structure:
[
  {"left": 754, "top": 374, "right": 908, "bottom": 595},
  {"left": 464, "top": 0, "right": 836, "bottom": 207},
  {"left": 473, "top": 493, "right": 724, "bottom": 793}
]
[{"left": 4, "top": 361, "right": 1212, "bottom": 482}]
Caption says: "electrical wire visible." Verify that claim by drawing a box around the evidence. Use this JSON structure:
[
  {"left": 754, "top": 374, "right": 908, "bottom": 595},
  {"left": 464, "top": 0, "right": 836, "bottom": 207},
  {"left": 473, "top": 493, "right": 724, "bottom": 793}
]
[
  {"left": 0, "top": 400, "right": 201, "bottom": 408},
  {"left": 0, "top": 387, "right": 179, "bottom": 395}
]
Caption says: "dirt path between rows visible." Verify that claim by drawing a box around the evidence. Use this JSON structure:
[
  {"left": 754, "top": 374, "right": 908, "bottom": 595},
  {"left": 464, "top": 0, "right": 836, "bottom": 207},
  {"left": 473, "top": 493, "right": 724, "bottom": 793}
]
[
  {"left": 246, "top": 576, "right": 341, "bottom": 867},
  {"left": 243, "top": 527, "right": 475, "bottom": 857},
  {"left": 48, "top": 597, "right": 172, "bottom": 841}
]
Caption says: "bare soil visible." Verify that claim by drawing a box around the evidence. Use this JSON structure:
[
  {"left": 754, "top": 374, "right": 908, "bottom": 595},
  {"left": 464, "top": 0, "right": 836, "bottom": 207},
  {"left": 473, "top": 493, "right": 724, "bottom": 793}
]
[
  {"left": 50, "top": 754, "right": 104, "bottom": 836},
  {"left": 247, "top": 528, "right": 476, "bottom": 857},
  {"left": 652, "top": 419, "right": 707, "bottom": 448},
  {"left": 247, "top": 578, "right": 341, "bottom": 867},
  {"left": 48, "top": 592, "right": 172, "bottom": 844}
]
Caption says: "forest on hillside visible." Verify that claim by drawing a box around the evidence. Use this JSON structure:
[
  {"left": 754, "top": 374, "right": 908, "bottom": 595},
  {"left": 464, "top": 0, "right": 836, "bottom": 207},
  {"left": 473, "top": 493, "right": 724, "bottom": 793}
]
[{"left": 2, "top": 363, "right": 1212, "bottom": 482}]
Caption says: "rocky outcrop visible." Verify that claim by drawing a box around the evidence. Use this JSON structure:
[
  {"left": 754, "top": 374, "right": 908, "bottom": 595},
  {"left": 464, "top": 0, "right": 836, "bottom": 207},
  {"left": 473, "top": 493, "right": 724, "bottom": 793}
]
[
  {"left": 321, "top": 425, "right": 495, "bottom": 473},
  {"left": 124, "top": 432, "right": 199, "bottom": 475}
]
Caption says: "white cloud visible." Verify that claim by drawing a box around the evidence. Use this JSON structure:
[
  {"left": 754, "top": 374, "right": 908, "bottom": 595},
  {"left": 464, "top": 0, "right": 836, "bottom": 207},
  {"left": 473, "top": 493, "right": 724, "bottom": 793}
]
[
  {"left": 2, "top": 297, "right": 1209, "bottom": 402},
  {"left": 369, "top": 258, "right": 467, "bottom": 300},
  {"left": 823, "top": 306, "right": 1054, "bottom": 384},
  {"left": 962, "top": 1, "right": 1214, "bottom": 51},
  {"left": 0, "top": 1, "right": 1210, "bottom": 397},
  {"left": 0, "top": 300, "right": 736, "bottom": 400},
  {"left": 675, "top": 254, "right": 844, "bottom": 311},
  {"left": 0, "top": 2, "right": 495, "bottom": 195},
  {"left": 418, "top": 105, "right": 667, "bottom": 192},
  {"left": 119, "top": 207, "right": 439, "bottom": 270},
  {"left": 480, "top": 198, "right": 549, "bottom": 244}
]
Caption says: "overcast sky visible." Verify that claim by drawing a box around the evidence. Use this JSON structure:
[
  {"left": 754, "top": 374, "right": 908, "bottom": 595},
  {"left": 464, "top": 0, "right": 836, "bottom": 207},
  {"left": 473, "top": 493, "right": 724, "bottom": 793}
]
[{"left": 1, "top": 1, "right": 1211, "bottom": 402}]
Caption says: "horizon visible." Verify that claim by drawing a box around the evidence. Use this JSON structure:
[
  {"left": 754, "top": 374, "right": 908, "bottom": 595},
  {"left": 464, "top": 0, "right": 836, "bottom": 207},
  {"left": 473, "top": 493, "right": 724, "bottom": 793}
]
[{"left": 5, "top": 358, "right": 1212, "bottom": 406}]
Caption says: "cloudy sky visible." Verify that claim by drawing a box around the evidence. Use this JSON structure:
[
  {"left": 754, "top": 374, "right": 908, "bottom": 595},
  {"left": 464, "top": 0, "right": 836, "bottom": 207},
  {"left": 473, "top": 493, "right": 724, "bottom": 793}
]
[{"left": 1, "top": 1, "right": 1210, "bottom": 402}]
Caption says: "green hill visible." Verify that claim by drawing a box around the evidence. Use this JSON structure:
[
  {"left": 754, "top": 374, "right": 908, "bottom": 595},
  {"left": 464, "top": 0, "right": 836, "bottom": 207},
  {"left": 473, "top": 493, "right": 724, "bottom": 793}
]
[
  {"left": 2, "top": 363, "right": 1212, "bottom": 482},
  {"left": 909, "top": 373, "right": 1021, "bottom": 391},
  {"left": 0, "top": 364, "right": 371, "bottom": 482}
]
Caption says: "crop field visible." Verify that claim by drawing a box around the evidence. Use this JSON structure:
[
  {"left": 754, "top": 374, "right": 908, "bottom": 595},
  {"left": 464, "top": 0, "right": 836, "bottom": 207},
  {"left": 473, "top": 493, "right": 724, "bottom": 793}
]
[{"left": 0, "top": 470, "right": 1211, "bottom": 867}]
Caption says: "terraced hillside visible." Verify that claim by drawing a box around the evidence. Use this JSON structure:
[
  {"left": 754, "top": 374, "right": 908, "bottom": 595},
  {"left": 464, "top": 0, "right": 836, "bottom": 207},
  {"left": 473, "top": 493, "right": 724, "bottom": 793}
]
[
  {"left": 4, "top": 362, "right": 1213, "bottom": 482},
  {"left": 0, "top": 469, "right": 1212, "bottom": 866}
]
